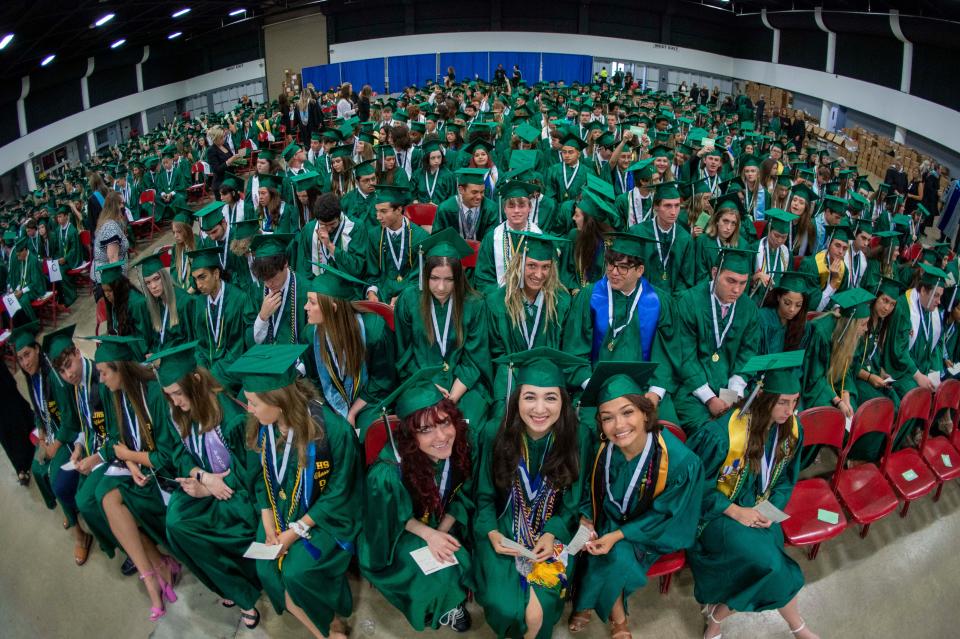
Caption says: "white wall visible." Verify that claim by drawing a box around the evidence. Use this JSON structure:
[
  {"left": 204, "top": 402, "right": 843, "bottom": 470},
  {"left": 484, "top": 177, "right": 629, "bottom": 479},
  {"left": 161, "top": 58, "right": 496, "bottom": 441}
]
[
  {"left": 1, "top": 59, "right": 266, "bottom": 177},
  {"left": 329, "top": 31, "right": 959, "bottom": 151}
]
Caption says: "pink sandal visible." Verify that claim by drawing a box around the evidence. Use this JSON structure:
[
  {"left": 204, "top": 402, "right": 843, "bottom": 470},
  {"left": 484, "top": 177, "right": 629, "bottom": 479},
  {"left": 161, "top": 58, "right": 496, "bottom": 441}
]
[{"left": 139, "top": 571, "right": 167, "bottom": 621}]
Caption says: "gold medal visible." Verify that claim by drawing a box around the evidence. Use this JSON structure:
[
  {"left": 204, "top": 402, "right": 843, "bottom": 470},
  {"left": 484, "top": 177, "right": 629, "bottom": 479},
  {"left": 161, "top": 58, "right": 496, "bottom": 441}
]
[
  {"left": 661, "top": 272, "right": 668, "bottom": 280},
  {"left": 607, "top": 340, "right": 616, "bottom": 351},
  {"left": 442, "top": 362, "right": 449, "bottom": 372},
  {"left": 278, "top": 489, "right": 287, "bottom": 500},
  {"left": 711, "top": 352, "right": 720, "bottom": 363},
  {"left": 396, "top": 275, "right": 403, "bottom": 282}
]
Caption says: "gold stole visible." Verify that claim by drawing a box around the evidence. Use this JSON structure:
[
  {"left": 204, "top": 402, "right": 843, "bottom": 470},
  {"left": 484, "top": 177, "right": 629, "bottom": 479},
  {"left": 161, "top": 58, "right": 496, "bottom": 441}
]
[
  {"left": 814, "top": 250, "right": 845, "bottom": 289},
  {"left": 589, "top": 433, "right": 669, "bottom": 522},
  {"left": 716, "top": 409, "right": 798, "bottom": 499}
]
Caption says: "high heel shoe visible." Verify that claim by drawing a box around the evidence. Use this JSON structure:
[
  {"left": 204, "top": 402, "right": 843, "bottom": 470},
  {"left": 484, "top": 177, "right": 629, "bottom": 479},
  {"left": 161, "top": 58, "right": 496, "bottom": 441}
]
[
  {"left": 139, "top": 571, "right": 166, "bottom": 621},
  {"left": 162, "top": 555, "right": 183, "bottom": 586},
  {"left": 157, "top": 573, "right": 178, "bottom": 604},
  {"left": 702, "top": 604, "right": 722, "bottom": 639}
]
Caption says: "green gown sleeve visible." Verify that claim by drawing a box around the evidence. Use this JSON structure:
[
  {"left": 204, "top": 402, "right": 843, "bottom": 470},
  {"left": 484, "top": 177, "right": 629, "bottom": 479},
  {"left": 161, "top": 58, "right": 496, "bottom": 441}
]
[
  {"left": 543, "top": 427, "right": 592, "bottom": 541},
  {"left": 472, "top": 231, "right": 499, "bottom": 294},
  {"left": 562, "top": 281, "right": 595, "bottom": 387},
  {"left": 362, "top": 457, "right": 413, "bottom": 570},
  {"left": 359, "top": 313, "right": 398, "bottom": 406},
  {"left": 685, "top": 419, "right": 732, "bottom": 523},
  {"left": 767, "top": 428, "right": 804, "bottom": 512},
  {"left": 882, "top": 299, "right": 919, "bottom": 381},
  {"left": 305, "top": 409, "right": 364, "bottom": 544}
]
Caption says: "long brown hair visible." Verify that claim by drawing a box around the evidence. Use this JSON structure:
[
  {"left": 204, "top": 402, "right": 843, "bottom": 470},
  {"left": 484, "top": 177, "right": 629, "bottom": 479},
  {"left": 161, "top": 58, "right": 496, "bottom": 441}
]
[
  {"left": 827, "top": 316, "right": 863, "bottom": 390},
  {"left": 762, "top": 288, "right": 809, "bottom": 351},
  {"left": 741, "top": 390, "right": 799, "bottom": 472},
  {"left": 492, "top": 387, "right": 580, "bottom": 492},
  {"left": 311, "top": 292, "right": 365, "bottom": 381},
  {"left": 245, "top": 379, "right": 321, "bottom": 468},
  {"left": 503, "top": 249, "right": 563, "bottom": 327},
  {"left": 574, "top": 208, "right": 610, "bottom": 284},
  {"left": 164, "top": 367, "right": 224, "bottom": 438},
  {"left": 419, "top": 255, "right": 470, "bottom": 348},
  {"left": 594, "top": 393, "right": 660, "bottom": 435},
  {"left": 106, "top": 361, "right": 158, "bottom": 451},
  {"left": 260, "top": 186, "right": 283, "bottom": 230}
]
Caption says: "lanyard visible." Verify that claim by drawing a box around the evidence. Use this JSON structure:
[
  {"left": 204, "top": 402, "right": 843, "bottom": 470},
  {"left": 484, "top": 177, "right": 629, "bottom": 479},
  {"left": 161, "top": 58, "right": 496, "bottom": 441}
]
[
  {"left": 605, "top": 434, "right": 653, "bottom": 515},
  {"left": 437, "top": 458, "right": 451, "bottom": 500},
  {"left": 31, "top": 373, "right": 50, "bottom": 434},
  {"left": 701, "top": 168, "right": 720, "bottom": 194},
  {"left": 431, "top": 299, "right": 454, "bottom": 358},
  {"left": 616, "top": 168, "right": 627, "bottom": 194},
  {"left": 189, "top": 424, "right": 205, "bottom": 466},
  {"left": 207, "top": 284, "right": 226, "bottom": 346},
  {"left": 608, "top": 280, "right": 643, "bottom": 340},
  {"left": 267, "top": 424, "right": 294, "bottom": 487},
  {"left": 386, "top": 223, "right": 406, "bottom": 271},
  {"left": 760, "top": 428, "right": 779, "bottom": 493},
  {"left": 518, "top": 291, "right": 544, "bottom": 350},
  {"left": 653, "top": 222, "right": 676, "bottom": 270},
  {"left": 122, "top": 391, "right": 143, "bottom": 451},
  {"left": 630, "top": 189, "right": 650, "bottom": 226},
  {"left": 159, "top": 304, "right": 169, "bottom": 345},
  {"left": 710, "top": 293, "right": 736, "bottom": 352},
  {"left": 917, "top": 292, "right": 931, "bottom": 344},
  {"left": 266, "top": 271, "right": 292, "bottom": 340},
  {"left": 562, "top": 163, "right": 580, "bottom": 194},
  {"left": 424, "top": 169, "right": 439, "bottom": 200},
  {"left": 77, "top": 359, "right": 95, "bottom": 454},
  {"left": 848, "top": 251, "right": 863, "bottom": 287},
  {"left": 316, "top": 220, "right": 344, "bottom": 267},
  {"left": 518, "top": 434, "right": 552, "bottom": 500}
]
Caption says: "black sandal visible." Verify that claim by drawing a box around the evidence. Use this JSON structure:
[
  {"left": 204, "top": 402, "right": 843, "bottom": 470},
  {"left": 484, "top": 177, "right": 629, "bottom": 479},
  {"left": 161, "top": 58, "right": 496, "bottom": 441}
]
[
  {"left": 17, "top": 471, "right": 30, "bottom": 487},
  {"left": 240, "top": 608, "right": 260, "bottom": 629},
  {"left": 221, "top": 600, "right": 236, "bottom": 608}
]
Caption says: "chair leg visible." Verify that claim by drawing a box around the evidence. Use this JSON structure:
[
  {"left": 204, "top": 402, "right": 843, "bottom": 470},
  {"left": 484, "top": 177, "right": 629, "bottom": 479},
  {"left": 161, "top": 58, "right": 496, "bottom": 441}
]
[
  {"left": 934, "top": 482, "right": 944, "bottom": 502},
  {"left": 899, "top": 501, "right": 911, "bottom": 517},
  {"left": 659, "top": 573, "right": 672, "bottom": 595},
  {"left": 859, "top": 523, "right": 871, "bottom": 538},
  {"left": 807, "top": 543, "right": 821, "bottom": 560}
]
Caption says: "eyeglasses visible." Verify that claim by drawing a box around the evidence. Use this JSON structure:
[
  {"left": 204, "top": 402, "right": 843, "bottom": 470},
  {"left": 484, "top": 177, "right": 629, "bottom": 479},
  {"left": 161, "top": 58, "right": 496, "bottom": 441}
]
[
  {"left": 605, "top": 261, "right": 636, "bottom": 274},
  {"left": 414, "top": 417, "right": 455, "bottom": 436}
]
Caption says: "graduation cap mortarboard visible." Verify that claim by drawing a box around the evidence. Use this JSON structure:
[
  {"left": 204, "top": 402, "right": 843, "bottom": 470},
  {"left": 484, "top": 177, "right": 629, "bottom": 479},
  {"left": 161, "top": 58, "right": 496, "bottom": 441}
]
[
  {"left": 229, "top": 344, "right": 309, "bottom": 394},
  {"left": 497, "top": 180, "right": 536, "bottom": 200},
  {"left": 739, "top": 350, "right": 805, "bottom": 397},
  {"left": 96, "top": 261, "right": 126, "bottom": 286},
  {"left": 652, "top": 181, "right": 682, "bottom": 201},
  {"left": 455, "top": 168, "right": 489, "bottom": 186},
  {"left": 831, "top": 287, "right": 876, "bottom": 318},
  {"left": 916, "top": 203, "right": 932, "bottom": 218},
  {"left": 329, "top": 145, "right": 353, "bottom": 160},
  {"left": 375, "top": 366, "right": 445, "bottom": 420},
  {"left": 579, "top": 361, "right": 660, "bottom": 408},
  {"left": 492, "top": 347, "right": 586, "bottom": 392},
  {"left": 607, "top": 230, "right": 660, "bottom": 259},
  {"left": 820, "top": 195, "right": 847, "bottom": 213},
  {"left": 558, "top": 129, "right": 586, "bottom": 151},
  {"left": 626, "top": 157, "right": 656, "bottom": 180},
  {"left": 576, "top": 190, "right": 617, "bottom": 225},
  {"left": 83, "top": 335, "right": 146, "bottom": 364},
  {"left": 771, "top": 270, "right": 817, "bottom": 297},
  {"left": 354, "top": 159, "right": 377, "bottom": 178},
  {"left": 251, "top": 234, "right": 294, "bottom": 259},
  {"left": 373, "top": 185, "right": 411, "bottom": 207},
  {"left": 507, "top": 230, "right": 568, "bottom": 262},
  {"left": 11, "top": 321, "right": 41, "bottom": 352},
  {"left": 763, "top": 208, "right": 797, "bottom": 235},
  {"left": 42, "top": 323, "right": 77, "bottom": 361},
  {"left": 143, "top": 341, "right": 200, "bottom": 387},
  {"left": 282, "top": 142, "right": 301, "bottom": 162},
  {"left": 874, "top": 276, "right": 904, "bottom": 301},
  {"left": 416, "top": 227, "right": 473, "bottom": 262},
  {"left": 256, "top": 173, "right": 282, "bottom": 191},
  {"left": 825, "top": 223, "right": 853, "bottom": 244},
  {"left": 289, "top": 170, "right": 320, "bottom": 192},
  {"left": 309, "top": 263, "right": 367, "bottom": 299},
  {"left": 919, "top": 262, "right": 949, "bottom": 289},
  {"left": 187, "top": 247, "right": 224, "bottom": 271},
  {"left": 132, "top": 252, "right": 166, "bottom": 278},
  {"left": 194, "top": 200, "right": 225, "bottom": 232},
  {"left": 789, "top": 183, "right": 818, "bottom": 203},
  {"left": 714, "top": 246, "right": 756, "bottom": 276},
  {"left": 514, "top": 122, "right": 540, "bottom": 144},
  {"left": 232, "top": 219, "right": 261, "bottom": 242}
]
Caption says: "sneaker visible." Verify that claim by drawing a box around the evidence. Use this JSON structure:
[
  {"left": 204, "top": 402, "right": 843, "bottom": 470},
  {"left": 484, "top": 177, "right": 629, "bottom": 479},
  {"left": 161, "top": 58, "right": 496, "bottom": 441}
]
[
  {"left": 439, "top": 603, "right": 471, "bottom": 633},
  {"left": 121, "top": 556, "right": 137, "bottom": 576}
]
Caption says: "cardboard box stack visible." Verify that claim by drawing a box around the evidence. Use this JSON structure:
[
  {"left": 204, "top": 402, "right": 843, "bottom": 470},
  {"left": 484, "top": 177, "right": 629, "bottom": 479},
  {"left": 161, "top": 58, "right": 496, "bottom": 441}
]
[{"left": 745, "top": 81, "right": 793, "bottom": 111}]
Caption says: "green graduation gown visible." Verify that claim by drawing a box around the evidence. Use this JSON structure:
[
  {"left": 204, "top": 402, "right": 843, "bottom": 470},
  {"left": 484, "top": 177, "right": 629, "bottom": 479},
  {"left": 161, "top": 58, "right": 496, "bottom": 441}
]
[
  {"left": 687, "top": 411, "right": 805, "bottom": 611},
  {"left": 472, "top": 429, "right": 591, "bottom": 639},
  {"left": 351, "top": 219, "right": 430, "bottom": 305},
  {"left": 883, "top": 288, "right": 942, "bottom": 400},
  {"left": 411, "top": 167, "right": 457, "bottom": 205},
  {"left": 801, "top": 314, "right": 859, "bottom": 410},
  {"left": 394, "top": 288, "right": 491, "bottom": 438},
  {"left": 360, "top": 445, "right": 473, "bottom": 631},
  {"left": 165, "top": 396, "right": 261, "bottom": 610},
  {"left": 7, "top": 252, "right": 46, "bottom": 320},
  {"left": 573, "top": 432, "right": 703, "bottom": 621},
  {"left": 152, "top": 167, "right": 188, "bottom": 221},
  {"left": 246, "top": 270, "right": 310, "bottom": 347},
  {"left": 135, "top": 287, "right": 194, "bottom": 356},
  {"left": 849, "top": 324, "right": 901, "bottom": 461},
  {"left": 254, "top": 405, "right": 363, "bottom": 635},
  {"left": 340, "top": 188, "right": 378, "bottom": 229},
  {"left": 290, "top": 217, "right": 357, "bottom": 279},
  {"left": 693, "top": 233, "right": 748, "bottom": 285},
  {"left": 52, "top": 222, "right": 81, "bottom": 306},
  {"left": 544, "top": 161, "right": 595, "bottom": 204},
  {"left": 432, "top": 194, "right": 501, "bottom": 242},
  {"left": 473, "top": 222, "right": 541, "bottom": 295},
  {"left": 629, "top": 219, "right": 695, "bottom": 292},
  {"left": 193, "top": 282, "right": 256, "bottom": 390}
]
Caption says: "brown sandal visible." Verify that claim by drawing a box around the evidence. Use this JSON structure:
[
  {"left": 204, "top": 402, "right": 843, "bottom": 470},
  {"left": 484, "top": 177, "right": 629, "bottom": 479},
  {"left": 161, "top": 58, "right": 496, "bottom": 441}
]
[
  {"left": 74, "top": 532, "right": 92, "bottom": 566},
  {"left": 609, "top": 617, "right": 632, "bottom": 639},
  {"left": 569, "top": 610, "right": 592, "bottom": 632}
]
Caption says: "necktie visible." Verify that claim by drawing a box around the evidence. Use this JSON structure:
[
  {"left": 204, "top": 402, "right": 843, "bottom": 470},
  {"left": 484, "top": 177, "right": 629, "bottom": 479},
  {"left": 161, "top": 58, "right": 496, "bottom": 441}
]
[{"left": 721, "top": 305, "right": 729, "bottom": 319}]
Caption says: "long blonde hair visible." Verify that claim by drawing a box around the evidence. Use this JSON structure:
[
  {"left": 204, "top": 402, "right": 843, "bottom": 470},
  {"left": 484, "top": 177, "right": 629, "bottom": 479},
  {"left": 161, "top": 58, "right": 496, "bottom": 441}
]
[
  {"left": 826, "top": 316, "right": 864, "bottom": 391},
  {"left": 96, "top": 191, "right": 126, "bottom": 232},
  {"left": 311, "top": 293, "right": 366, "bottom": 382},
  {"left": 245, "top": 379, "right": 322, "bottom": 467},
  {"left": 165, "top": 367, "right": 224, "bottom": 437},
  {"left": 142, "top": 267, "right": 180, "bottom": 331},
  {"left": 503, "top": 249, "right": 562, "bottom": 328}
]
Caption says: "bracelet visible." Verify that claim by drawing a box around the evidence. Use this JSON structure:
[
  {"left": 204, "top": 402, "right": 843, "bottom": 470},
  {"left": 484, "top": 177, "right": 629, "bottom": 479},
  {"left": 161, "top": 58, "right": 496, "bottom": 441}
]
[{"left": 289, "top": 520, "right": 311, "bottom": 540}]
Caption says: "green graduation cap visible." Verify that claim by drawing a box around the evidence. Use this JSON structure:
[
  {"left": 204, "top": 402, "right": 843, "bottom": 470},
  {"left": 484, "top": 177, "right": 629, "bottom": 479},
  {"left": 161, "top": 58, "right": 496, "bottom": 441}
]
[
  {"left": 195, "top": 201, "right": 225, "bottom": 232},
  {"left": 579, "top": 361, "right": 660, "bottom": 408},
  {"left": 916, "top": 203, "right": 932, "bottom": 218},
  {"left": 309, "top": 262, "right": 367, "bottom": 299},
  {"left": 492, "top": 347, "right": 586, "bottom": 395},
  {"left": 329, "top": 145, "right": 353, "bottom": 160},
  {"left": 132, "top": 252, "right": 166, "bottom": 278},
  {"left": 11, "top": 320, "right": 41, "bottom": 352},
  {"left": 256, "top": 173, "right": 283, "bottom": 191},
  {"left": 96, "top": 261, "right": 126, "bottom": 286},
  {"left": 373, "top": 184, "right": 410, "bottom": 207},
  {"left": 514, "top": 122, "right": 541, "bottom": 144},
  {"left": 712, "top": 192, "right": 744, "bottom": 216},
  {"left": 789, "top": 183, "right": 818, "bottom": 203},
  {"left": 919, "top": 262, "right": 949, "bottom": 289},
  {"left": 763, "top": 208, "right": 797, "bottom": 235},
  {"left": 455, "top": 167, "right": 489, "bottom": 186},
  {"left": 852, "top": 217, "right": 874, "bottom": 236},
  {"left": 229, "top": 343, "right": 309, "bottom": 394},
  {"left": 376, "top": 145, "right": 396, "bottom": 158},
  {"left": 585, "top": 174, "right": 615, "bottom": 202},
  {"left": 820, "top": 195, "right": 847, "bottom": 213},
  {"left": 289, "top": 170, "right": 320, "bottom": 192},
  {"left": 375, "top": 365, "right": 445, "bottom": 420},
  {"left": 825, "top": 223, "right": 853, "bottom": 244},
  {"left": 282, "top": 142, "right": 302, "bottom": 162},
  {"left": 607, "top": 231, "right": 660, "bottom": 258},
  {"left": 739, "top": 350, "right": 805, "bottom": 397},
  {"left": 143, "top": 340, "right": 200, "bottom": 387},
  {"left": 771, "top": 271, "right": 817, "bottom": 297},
  {"left": 232, "top": 219, "right": 261, "bottom": 242},
  {"left": 42, "top": 323, "right": 77, "bottom": 361},
  {"left": 187, "top": 246, "right": 224, "bottom": 271},
  {"left": 497, "top": 179, "right": 536, "bottom": 200},
  {"left": 355, "top": 159, "right": 377, "bottom": 178},
  {"left": 507, "top": 230, "right": 568, "bottom": 262},
  {"left": 874, "top": 276, "right": 903, "bottom": 301},
  {"left": 558, "top": 129, "right": 586, "bottom": 150},
  {"left": 653, "top": 181, "right": 681, "bottom": 201},
  {"left": 84, "top": 335, "right": 146, "bottom": 364},
  {"left": 714, "top": 246, "right": 756, "bottom": 276},
  {"left": 847, "top": 192, "right": 869, "bottom": 212},
  {"left": 577, "top": 189, "right": 616, "bottom": 224},
  {"left": 648, "top": 144, "right": 674, "bottom": 160},
  {"left": 251, "top": 233, "right": 294, "bottom": 259},
  {"left": 416, "top": 227, "right": 473, "bottom": 261},
  {"left": 831, "top": 287, "right": 875, "bottom": 318}
]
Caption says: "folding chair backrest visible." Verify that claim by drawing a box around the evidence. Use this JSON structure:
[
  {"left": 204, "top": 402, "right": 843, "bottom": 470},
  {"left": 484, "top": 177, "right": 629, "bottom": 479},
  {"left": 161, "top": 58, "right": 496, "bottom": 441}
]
[
  {"left": 660, "top": 420, "right": 686, "bottom": 443},
  {"left": 841, "top": 397, "right": 895, "bottom": 465},
  {"left": 798, "top": 406, "right": 846, "bottom": 450},
  {"left": 365, "top": 415, "right": 399, "bottom": 467},
  {"left": 892, "top": 387, "right": 932, "bottom": 450},
  {"left": 462, "top": 239, "right": 480, "bottom": 269},
  {"left": 925, "top": 379, "right": 960, "bottom": 446},
  {"left": 354, "top": 300, "right": 395, "bottom": 331}
]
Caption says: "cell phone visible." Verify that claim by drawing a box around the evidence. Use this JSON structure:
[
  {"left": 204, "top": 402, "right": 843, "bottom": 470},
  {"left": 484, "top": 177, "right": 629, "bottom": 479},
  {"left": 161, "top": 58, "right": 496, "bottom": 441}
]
[
  {"left": 695, "top": 212, "right": 711, "bottom": 230},
  {"left": 629, "top": 125, "right": 646, "bottom": 139}
]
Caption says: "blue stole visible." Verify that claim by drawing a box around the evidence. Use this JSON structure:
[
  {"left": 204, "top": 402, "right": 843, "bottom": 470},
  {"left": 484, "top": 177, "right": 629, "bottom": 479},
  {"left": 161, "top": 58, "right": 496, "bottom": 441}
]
[
  {"left": 589, "top": 276, "right": 660, "bottom": 363},
  {"left": 312, "top": 316, "right": 368, "bottom": 418}
]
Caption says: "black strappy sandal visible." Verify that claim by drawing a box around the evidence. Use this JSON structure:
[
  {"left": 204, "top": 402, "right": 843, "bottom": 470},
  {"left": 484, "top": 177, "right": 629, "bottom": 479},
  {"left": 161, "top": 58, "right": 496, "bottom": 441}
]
[{"left": 240, "top": 608, "right": 261, "bottom": 630}]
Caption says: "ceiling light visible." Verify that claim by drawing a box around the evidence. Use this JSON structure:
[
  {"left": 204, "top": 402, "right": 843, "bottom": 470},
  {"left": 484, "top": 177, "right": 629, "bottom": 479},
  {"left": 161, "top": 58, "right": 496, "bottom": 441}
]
[
  {"left": 95, "top": 13, "right": 115, "bottom": 27},
  {"left": 0, "top": 34, "right": 13, "bottom": 50},
  {"left": 168, "top": 31, "right": 182, "bottom": 40},
  {"left": 229, "top": 9, "right": 246, "bottom": 16},
  {"left": 41, "top": 54, "right": 55, "bottom": 66},
  {"left": 172, "top": 8, "right": 191, "bottom": 18},
  {"left": 110, "top": 39, "right": 126, "bottom": 49}
]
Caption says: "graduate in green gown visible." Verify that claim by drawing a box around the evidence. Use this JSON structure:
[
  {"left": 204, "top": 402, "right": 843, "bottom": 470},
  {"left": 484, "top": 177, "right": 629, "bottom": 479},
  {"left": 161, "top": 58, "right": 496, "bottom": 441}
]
[
  {"left": 302, "top": 264, "right": 397, "bottom": 434},
  {"left": 671, "top": 247, "right": 760, "bottom": 435},
  {"left": 614, "top": 158, "right": 656, "bottom": 228},
  {"left": 629, "top": 182, "right": 695, "bottom": 292},
  {"left": 51, "top": 206, "right": 79, "bottom": 306},
  {"left": 47, "top": 326, "right": 118, "bottom": 560},
  {"left": 133, "top": 253, "right": 193, "bottom": 356},
  {"left": 756, "top": 271, "right": 815, "bottom": 356},
  {"left": 688, "top": 352, "right": 819, "bottom": 639},
  {"left": 6, "top": 235, "right": 45, "bottom": 322},
  {"left": 797, "top": 223, "right": 851, "bottom": 312},
  {"left": 473, "top": 349, "right": 592, "bottom": 639},
  {"left": 360, "top": 368, "right": 475, "bottom": 633},
  {"left": 188, "top": 247, "right": 256, "bottom": 390},
  {"left": 485, "top": 231, "right": 572, "bottom": 422},
  {"left": 153, "top": 148, "right": 188, "bottom": 222},
  {"left": 246, "top": 234, "right": 310, "bottom": 346},
  {"left": 169, "top": 210, "right": 198, "bottom": 293},
  {"left": 544, "top": 127, "right": 595, "bottom": 204},
  {"left": 230, "top": 344, "right": 363, "bottom": 639},
  {"left": 693, "top": 194, "right": 749, "bottom": 284},
  {"left": 569, "top": 362, "right": 703, "bottom": 636},
  {"left": 432, "top": 167, "right": 501, "bottom": 242},
  {"left": 474, "top": 180, "right": 544, "bottom": 294},
  {"left": 339, "top": 158, "right": 379, "bottom": 229},
  {"left": 12, "top": 323, "right": 90, "bottom": 562},
  {"left": 98, "top": 262, "right": 148, "bottom": 360},
  {"left": 87, "top": 336, "right": 182, "bottom": 622},
  {"left": 394, "top": 228, "right": 492, "bottom": 439},
  {"left": 252, "top": 173, "right": 297, "bottom": 235},
  {"left": 748, "top": 208, "right": 795, "bottom": 303},
  {"left": 411, "top": 139, "right": 458, "bottom": 205},
  {"left": 558, "top": 188, "right": 617, "bottom": 293},
  {"left": 146, "top": 343, "right": 262, "bottom": 629},
  {"left": 291, "top": 192, "right": 358, "bottom": 279},
  {"left": 354, "top": 185, "right": 430, "bottom": 305}
]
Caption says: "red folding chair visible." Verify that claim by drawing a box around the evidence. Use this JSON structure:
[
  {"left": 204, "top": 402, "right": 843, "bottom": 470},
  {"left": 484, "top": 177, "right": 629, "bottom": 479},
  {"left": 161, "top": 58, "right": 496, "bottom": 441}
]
[
  {"left": 365, "top": 414, "right": 400, "bottom": 466},
  {"left": 405, "top": 203, "right": 438, "bottom": 230},
  {"left": 793, "top": 255, "right": 803, "bottom": 270},
  {"left": 354, "top": 300, "right": 395, "bottom": 331},
  {"left": 155, "top": 245, "right": 173, "bottom": 268},
  {"left": 132, "top": 190, "right": 161, "bottom": 241},
  {"left": 834, "top": 398, "right": 899, "bottom": 538},
  {"left": 921, "top": 379, "right": 960, "bottom": 500},
  {"left": 782, "top": 407, "right": 848, "bottom": 559},
  {"left": 31, "top": 289, "right": 59, "bottom": 330},
  {"left": 462, "top": 239, "right": 480, "bottom": 269},
  {"left": 187, "top": 161, "right": 209, "bottom": 202},
  {"left": 94, "top": 298, "right": 107, "bottom": 336},
  {"left": 66, "top": 230, "right": 93, "bottom": 294},
  {"left": 644, "top": 420, "right": 687, "bottom": 594},
  {"left": 753, "top": 220, "right": 766, "bottom": 238},
  {"left": 883, "top": 387, "right": 937, "bottom": 516}
]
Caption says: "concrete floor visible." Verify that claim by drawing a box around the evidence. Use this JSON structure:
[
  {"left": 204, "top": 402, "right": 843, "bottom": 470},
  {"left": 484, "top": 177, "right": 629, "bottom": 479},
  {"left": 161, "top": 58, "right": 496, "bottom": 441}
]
[{"left": 1, "top": 229, "right": 957, "bottom": 639}]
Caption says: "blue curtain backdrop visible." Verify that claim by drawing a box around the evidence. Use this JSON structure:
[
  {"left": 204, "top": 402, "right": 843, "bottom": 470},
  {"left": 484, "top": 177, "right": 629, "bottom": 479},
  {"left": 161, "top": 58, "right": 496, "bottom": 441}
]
[
  {"left": 440, "top": 52, "right": 490, "bottom": 82},
  {"left": 341, "top": 58, "right": 386, "bottom": 94},
  {"left": 388, "top": 54, "right": 437, "bottom": 92},
  {"left": 489, "top": 52, "right": 540, "bottom": 84},
  {"left": 301, "top": 63, "right": 341, "bottom": 93},
  {"left": 541, "top": 53, "right": 592, "bottom": 86}
]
